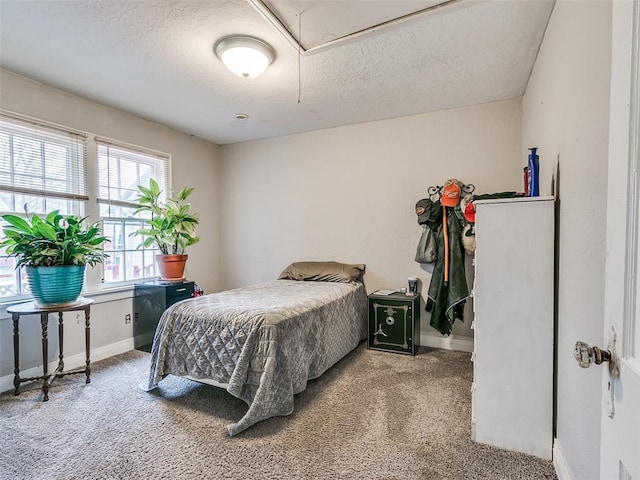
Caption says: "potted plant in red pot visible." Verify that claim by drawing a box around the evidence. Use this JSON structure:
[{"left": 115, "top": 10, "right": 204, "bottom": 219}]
[
  {"left": 0, "top": 211, "right": 108, "bottom": 307},
  {"left": 132, "top": 179, "right": 200, "bottom": 282}
]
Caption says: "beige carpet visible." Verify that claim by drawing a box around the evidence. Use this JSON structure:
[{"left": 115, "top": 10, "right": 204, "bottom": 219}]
[{"left": 0, "top": 343, "right": 557, "bottom": 480}]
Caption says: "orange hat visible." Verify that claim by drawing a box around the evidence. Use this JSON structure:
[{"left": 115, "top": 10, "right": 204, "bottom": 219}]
[{"left": 441, "top": 180, "right": 461, "bottom": 207}]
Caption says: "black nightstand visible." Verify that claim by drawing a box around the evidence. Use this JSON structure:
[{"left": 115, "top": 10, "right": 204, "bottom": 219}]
[
  {"left": 133, "top": 280, "right": 195, "bottom": 349},
  {"left": 368, "top": 292, "right": 420, "bottom": 355}
]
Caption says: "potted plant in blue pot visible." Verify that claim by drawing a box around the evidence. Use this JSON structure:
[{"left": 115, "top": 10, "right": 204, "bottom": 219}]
[{"left": 0, "top": 211, "right": 108, "bottom": 307}]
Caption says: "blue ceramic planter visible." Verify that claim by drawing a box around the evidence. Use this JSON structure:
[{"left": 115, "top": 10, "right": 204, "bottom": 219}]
[{"left": 25, "top": 265, "right": 86, "bottom": 307}]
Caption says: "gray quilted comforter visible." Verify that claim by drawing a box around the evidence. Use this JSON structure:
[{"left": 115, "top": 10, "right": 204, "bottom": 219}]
[{"left": 147, "top": 279, "right": 368, "bottom": 436}]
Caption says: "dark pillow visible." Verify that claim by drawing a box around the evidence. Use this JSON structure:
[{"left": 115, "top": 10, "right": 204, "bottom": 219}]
[{"left": 278, "top": 261, "right": 365, "bottom": 283}]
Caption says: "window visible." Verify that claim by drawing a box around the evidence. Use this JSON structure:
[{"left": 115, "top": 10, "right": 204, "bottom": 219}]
[
  {"left": 0, "top": 113, "right": 87, "bottom": 299},
  {"left": 96, "top": 140, "right": 169, "bottom": 284},
  {"left": 0, "top": 111, "right": 172, "bottom": 299}
]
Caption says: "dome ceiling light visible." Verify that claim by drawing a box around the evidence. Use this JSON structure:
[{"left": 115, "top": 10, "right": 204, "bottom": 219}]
[{"left": 214, "top": 35, "right": 275, "bottom": 78}]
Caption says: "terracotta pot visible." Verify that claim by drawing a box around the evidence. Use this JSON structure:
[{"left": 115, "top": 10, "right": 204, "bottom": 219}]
[{"left": 156, "top": 254, "right": 188, "bottom": 281}]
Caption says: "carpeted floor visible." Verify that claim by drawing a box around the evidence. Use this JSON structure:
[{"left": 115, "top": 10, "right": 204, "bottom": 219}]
[{"left": 0, "top": 343, "right": 557, "bottom": 480}]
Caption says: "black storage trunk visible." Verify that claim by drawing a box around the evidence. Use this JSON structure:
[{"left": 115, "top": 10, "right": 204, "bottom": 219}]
[
  {"left": 368, "top": 292, "right": 420, "bottom": 355},
  {"left": 133, "top": 280, "right": 195, "bottom": 349}
]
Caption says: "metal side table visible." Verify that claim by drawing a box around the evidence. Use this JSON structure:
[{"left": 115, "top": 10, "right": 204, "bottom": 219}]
[{"left": 7, "top": 297, "right": 94, "bottom": 401}]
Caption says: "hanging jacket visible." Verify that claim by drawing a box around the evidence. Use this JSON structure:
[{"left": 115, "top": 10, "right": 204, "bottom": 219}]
[{"left": 426, "top": 207, "right": 469, "bottom": 336}]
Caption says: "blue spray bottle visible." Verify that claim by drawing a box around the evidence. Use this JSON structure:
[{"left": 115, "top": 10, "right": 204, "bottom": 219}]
[{"left": 527, "top": 147, "right": 539, "bottom": 197}]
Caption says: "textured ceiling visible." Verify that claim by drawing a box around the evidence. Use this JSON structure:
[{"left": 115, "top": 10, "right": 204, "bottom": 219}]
[{"left": 0, "top": 0, "right": 554, "bottom": 145}]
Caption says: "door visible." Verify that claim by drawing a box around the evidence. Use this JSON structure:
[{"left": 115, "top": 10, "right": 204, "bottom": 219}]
[{"left": 600, "top": 1, "right": 640, "bottom": 478}]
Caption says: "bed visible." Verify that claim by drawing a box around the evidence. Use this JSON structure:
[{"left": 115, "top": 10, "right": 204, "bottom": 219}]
[{"left": 145, "top": 262, "right": 368, "bottom": 436}]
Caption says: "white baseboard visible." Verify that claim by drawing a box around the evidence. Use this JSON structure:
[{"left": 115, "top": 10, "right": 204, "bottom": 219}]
[
  {"left": 420, "top": 333, "right": 474, "bottom": 353},
  {"left": 0, "top": 338, "right": 134, "bottom": 394},
  {"left": 3, "top": 333, "right": 472, "bottom": 393},
  {"left": 553, "top": 439, "right": 573, "bottom": 480}
]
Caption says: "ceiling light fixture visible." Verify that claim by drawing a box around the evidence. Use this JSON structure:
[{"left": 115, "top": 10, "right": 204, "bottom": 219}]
[{"left": 214, "top": 35, "right": 275, "bottom": 78}]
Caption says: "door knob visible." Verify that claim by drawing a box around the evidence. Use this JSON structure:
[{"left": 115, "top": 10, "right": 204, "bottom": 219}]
[
  {"left": 574, "top": 341, "right": 614, "bottom": 368},
  {"left": 575, "top": 329, "right": 621, "bottom": 419}
]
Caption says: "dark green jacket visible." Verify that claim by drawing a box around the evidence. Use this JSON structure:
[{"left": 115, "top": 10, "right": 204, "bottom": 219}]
[{"left": 426, "top": 208, "right": 469, "bottom": 336}]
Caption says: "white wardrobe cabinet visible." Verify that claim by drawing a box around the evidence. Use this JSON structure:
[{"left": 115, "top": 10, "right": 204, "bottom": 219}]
[{"left": 471, "top": 196, "right": 554, "bottom": 460}]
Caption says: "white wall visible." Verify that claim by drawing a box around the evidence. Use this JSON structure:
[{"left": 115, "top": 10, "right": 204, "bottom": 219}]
[
  {"left": 522, "top": 1, "right": 612, "bottom": 479},
  {"left": 0, "top": 70, "right": 221, "bottom": 385},
  {"left": 220, "top": 99, "right": 522, "bottom": 346}
]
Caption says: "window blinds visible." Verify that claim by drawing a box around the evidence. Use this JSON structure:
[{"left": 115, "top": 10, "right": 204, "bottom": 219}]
[
  {"left": 95, "top": 138, "right": 169, "bottom": 214},
  {"left": 0, "top": 112, "right": 88, "bottom": 201}
]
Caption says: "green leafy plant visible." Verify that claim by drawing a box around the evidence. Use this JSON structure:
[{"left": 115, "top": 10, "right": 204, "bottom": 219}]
[
  {"left": 132, "top": 178, "right": 200, "bottom": 255},
  {"left": 0, "top": 211, "right": 109, "bottom": 267}
]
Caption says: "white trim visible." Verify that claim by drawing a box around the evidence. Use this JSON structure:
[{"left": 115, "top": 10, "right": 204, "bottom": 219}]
[
  {"left": 1, "top": 109, "right": 87, "bottom": 138},
  {"left": 93, "top": 135, "right": 170, "bottom": 160},
  {"left": 553, "top": 440, "right": 574, "bottom": 480},
  {"left": 624, "top": 0, "right": 640, "bottom": 359},
  {"left": 474, "top": 195, "right": 555, "bottom": 206},
  {"left": 0, "top": 287, "right": 133, "bottom": 321},
  {"left": 0, "top": 337, "right": 134, "bottom": 394},
  {"left": 420, "top": 333, "right": 474, "bottom": 352},
  {"left": 247, "top": 0, "right": 470, "bottom": 56}
]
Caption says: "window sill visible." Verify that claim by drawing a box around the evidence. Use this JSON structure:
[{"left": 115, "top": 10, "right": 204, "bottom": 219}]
[{"left": 0, "top": 284, "right": 135, "bottom": 321}]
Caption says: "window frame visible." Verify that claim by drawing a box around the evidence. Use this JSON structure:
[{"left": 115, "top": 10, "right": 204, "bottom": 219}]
[
  {"left": 0, "top": 111, "right": 88, "bottom": 301},
  {"left": 0, "top": 110, "right": 172, "bottom": 302},
  {"left": 95, "top": 138, "right": 170, "bottom": 287}
]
